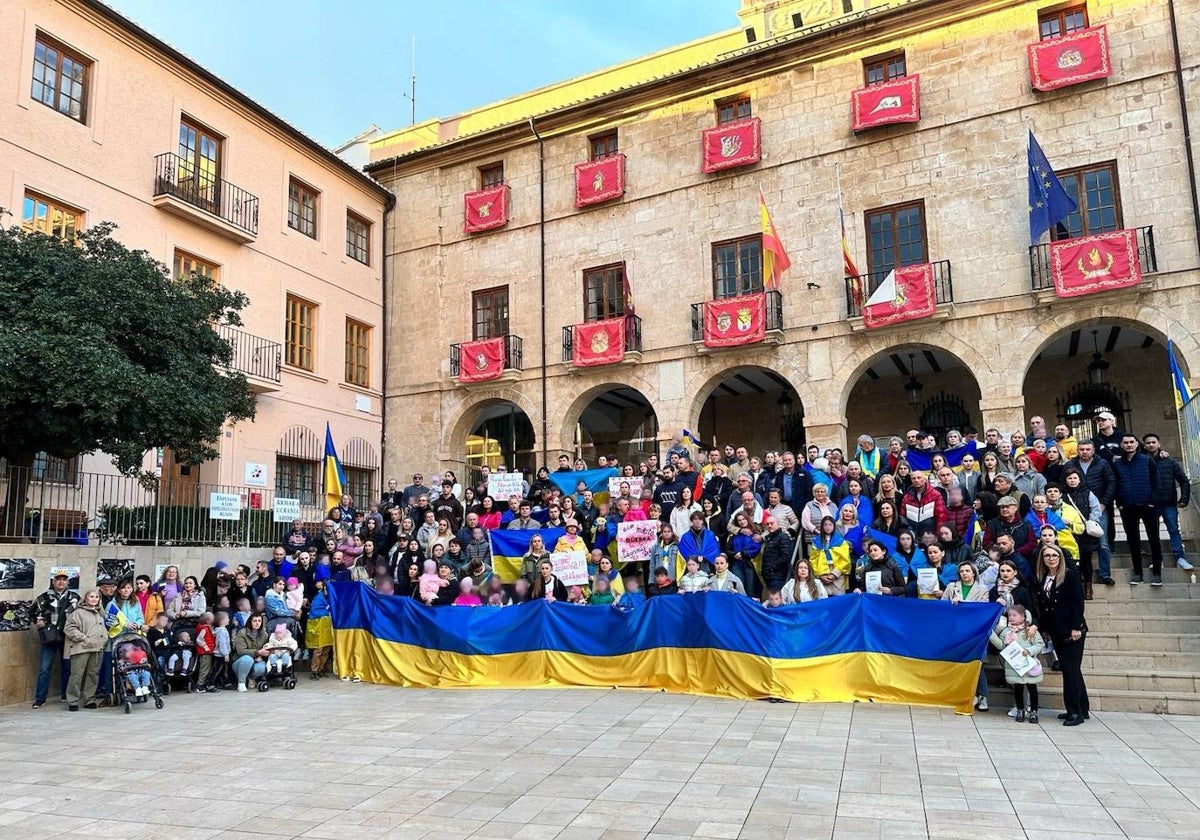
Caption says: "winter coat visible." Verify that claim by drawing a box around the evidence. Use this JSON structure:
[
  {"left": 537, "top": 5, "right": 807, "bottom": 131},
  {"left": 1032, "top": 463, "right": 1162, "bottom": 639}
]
[
  {"left": 1111, "top": 451, "right": 1158, "bottom": 507},
  {"left": 989, "top": 618, "right": 1045, "bottom": 685},
  {"left": 64, "top": 603, "right": 107, "bottom": 657},
  {"left": 167, "top": 590, "right": 206, "bottom": 620},
  {"left": 1065, "top": 457, "right": 1116, "bottom": 507},
  {"left": 902, "top": 484, "right": 948, "bottom": 538},
  {"left": 1151, "top": 453, "right": 1191, "bottom": 507},
  {"left": 942, "top": 580, "right": 990, "bottom": 603},
  {"left": 759, "top": 529, "right": 795, "bottom": 585},
  {"left": 233, "top": 626, "right": 269, "bottom": 659}
]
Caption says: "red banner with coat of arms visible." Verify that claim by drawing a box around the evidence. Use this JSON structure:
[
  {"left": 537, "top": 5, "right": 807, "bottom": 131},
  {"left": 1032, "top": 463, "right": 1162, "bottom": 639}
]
[
  {"left": 851, "top": 76, "right": 921, "bottom": 132},
  {"left": 573, "top": 319, "right": 625, "bottom": 366},
  {"left": 862, "top": 264, "right": 937, "bottom": 329},
  {"left": 456, "top": 337, "right": 506, "bottom": 383},
  {"left": 1049, "top": 229, "right": 1142, "bottom": 298},
  {"left": 574, "top": 156, "right": 626, "bottom": 208},
  {"left": 1027, "top": 26, "right": 1111, "bottom": 92},
  {"left": 703, "top": 293, "right": 765, "bottom": 348},
  {"left": 701, "top": 117, "right": 762, "bottom": 174},
  {"left": 463, "top": 185, "right": 509, "bottom": 233}
]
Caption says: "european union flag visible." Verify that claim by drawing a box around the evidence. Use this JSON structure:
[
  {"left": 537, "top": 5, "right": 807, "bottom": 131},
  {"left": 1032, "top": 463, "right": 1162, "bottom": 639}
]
[{"left": 1028, "top": 130, "right": 1077, "bottom": 246}]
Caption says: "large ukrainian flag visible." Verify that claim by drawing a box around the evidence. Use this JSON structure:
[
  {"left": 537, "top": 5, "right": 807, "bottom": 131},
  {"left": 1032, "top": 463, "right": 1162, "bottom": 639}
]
[{"left": 328, "top": 584, "right": 1000, "bottom": 713}]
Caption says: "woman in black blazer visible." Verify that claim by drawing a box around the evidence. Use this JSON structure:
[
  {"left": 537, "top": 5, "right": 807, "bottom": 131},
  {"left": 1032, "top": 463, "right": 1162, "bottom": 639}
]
[
  {"left": 1034, "top": 544, "right": 1089, "bottom": 725},
  {"left": 530, "top": 558, "right": 569, "bottom": 602}
]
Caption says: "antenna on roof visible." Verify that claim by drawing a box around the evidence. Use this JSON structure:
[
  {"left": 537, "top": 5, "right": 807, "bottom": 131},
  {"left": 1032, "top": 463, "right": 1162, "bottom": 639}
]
[{"left": 401, "top": 35, "right": 416, "bottom": 125}]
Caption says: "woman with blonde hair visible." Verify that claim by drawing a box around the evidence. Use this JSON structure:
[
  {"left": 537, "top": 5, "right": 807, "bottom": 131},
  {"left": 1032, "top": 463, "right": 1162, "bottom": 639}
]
[
  {"left": 1035, "top": 543, "right": 1089, "bottom": 725},
  {"left": 64, "top": 589, "right": 107, "bottom": 711}
]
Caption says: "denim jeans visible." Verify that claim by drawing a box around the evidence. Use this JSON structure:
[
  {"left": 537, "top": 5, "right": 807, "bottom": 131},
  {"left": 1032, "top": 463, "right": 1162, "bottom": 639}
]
[
  {"left": 125, "top": 669, "right": 150, "bottom": 690},
  {"left": 35, "top": 641, "right": 69, "bottom": 704},
  {"left": 1156, "top": 504, "right": 1187, "bottom": 560},
  {"left": 1096, "top": 510, "right": 1112, "bottom": 579},
  {"left": 232, "top": 655, "right": 267, "bottom": 685}
]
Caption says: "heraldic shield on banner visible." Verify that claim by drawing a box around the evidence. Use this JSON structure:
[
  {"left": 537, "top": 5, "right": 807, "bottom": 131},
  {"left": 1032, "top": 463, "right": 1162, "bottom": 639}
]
[
  {"left": 1049, "top": 229, "right": 1143, "bottom": 298},
  {"left": 701, "top": 117, "right": 762, "bottom": 174},
  {"left": 574, "top": 156, "right": 626, "bottom": 208},
  {"left": 861, "top": 265, "right": 937, "bottom": 329},
  {"left": 851, "top": 75, "right": 921, "bottom": 132},
  {"left": 573, "top": 318, "right": 626, "bottom": 366},
  {"left": 703, "top": 293, "right": 766, "bottom": 348},
  {"left": 456, "top": 337, "right": 506, "bottom": 383},
  {"left": 463, "top": 184, "right": 510, "bottom": 233},
  {"left": 1027, "top": 25, "right": 1111, "bottom": 92}
]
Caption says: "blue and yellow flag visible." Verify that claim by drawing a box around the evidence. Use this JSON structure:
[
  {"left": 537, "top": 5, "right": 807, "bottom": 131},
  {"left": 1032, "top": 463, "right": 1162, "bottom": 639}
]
[
  {"left": 904, "top": 440, "right": 976, "bottom": 472},
  {"left": 323, "top": 423, "right": 346, "bottom": 512},
  {"left": 1169, "top": 339, "right": 1192, "bottom": 410},
  {"left": 488, "top": 526, "right": 566, "bottom": 582},
  {"left": 681, "top": 429, "right": 704, "bottom": 449},
  {"left": 329, "top": 583, "right": 1000, "bottom": 713},
  {"left": 547, "top": 468, "right": 618, "bottom": 506}
]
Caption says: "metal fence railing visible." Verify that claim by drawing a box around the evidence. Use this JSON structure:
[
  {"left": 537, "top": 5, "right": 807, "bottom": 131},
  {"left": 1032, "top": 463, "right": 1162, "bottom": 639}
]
[
  {"left": 1180, "top": 393, "right": 1200, "bottom": 499},
  {"left": 0, "top": 466, "right": 326, "bottom": 547}
]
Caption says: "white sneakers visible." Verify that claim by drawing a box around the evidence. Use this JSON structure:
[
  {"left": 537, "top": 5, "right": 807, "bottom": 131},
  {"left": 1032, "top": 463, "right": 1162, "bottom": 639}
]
[
  {"left": 237, "top": 683, "right": 247, "bottom": 692},
  {"left": 1177, "top": 558, "right": 1195, "bottom": 571}
]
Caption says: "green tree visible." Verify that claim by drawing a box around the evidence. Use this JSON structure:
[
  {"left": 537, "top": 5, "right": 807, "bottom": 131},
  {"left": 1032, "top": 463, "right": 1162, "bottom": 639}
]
[{"left": 0, "top": 222, "right": 257, "bottom": 537}]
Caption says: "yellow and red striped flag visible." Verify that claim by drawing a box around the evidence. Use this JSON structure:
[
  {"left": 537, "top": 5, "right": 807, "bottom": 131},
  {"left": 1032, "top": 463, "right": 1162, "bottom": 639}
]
[{"left": 759, "top": 190, "right": 791, "bottom": 290}]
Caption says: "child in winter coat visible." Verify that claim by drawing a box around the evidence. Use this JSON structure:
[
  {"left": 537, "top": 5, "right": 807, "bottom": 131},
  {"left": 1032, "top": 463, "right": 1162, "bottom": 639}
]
[
  {"left": 210, "top": 611, "right": 232, "bottom": 691},
  {"left": 285, "top": 577, "right": 305, "bottom": 613},
  {"left": 418, "top": 560, "right": 445, "bottom": 605},
  {"left": 167, "top": 631, "right": 193, "bottom": 675},
  {"left": 678, "top": 556, "right": 711, "bottom": 593},
  {"left": 452, "top": 576, "right": 483, "bottom": 606},
  {"left": 990, "top": 603, "right": 1045, "bottom": 723},
  {"left": 146, "top": 613, "right": 171, "bottom": 673},
  {"left": 264, "top": 623, "right": 298, "bottom": 674},
  {"left": 193, "top": 613, "right": 217, "bottom": 693}
]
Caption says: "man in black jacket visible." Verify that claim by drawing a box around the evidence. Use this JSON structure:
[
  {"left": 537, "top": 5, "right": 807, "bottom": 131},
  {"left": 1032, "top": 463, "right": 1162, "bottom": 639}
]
[
  {"left": 1066, "top": 441, "right": 1117, "bottom": 585},
  {"left": 758, "top": 516, "right": 795, "bottom": 592},
  {"left": 1142, "top": 433, "right": 1193, "bottom": 571},
  {"left": 1112, "top": 434, "right": 1162, "bottom": 585}
]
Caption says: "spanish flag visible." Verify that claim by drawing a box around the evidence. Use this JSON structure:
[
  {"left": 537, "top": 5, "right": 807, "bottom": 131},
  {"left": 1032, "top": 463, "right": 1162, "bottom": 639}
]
[
  {"left": 1168, "top": 339, "right": 1192, "bottom": 410},
  {"left": 759, "top": 190, "right": 791, "bottom": 290},
  {"left": 323, "top": 423, "right": 346, "bottom": 512},
  {"left": 329, "top": 583, "right": 1001, "bottom": 713}
]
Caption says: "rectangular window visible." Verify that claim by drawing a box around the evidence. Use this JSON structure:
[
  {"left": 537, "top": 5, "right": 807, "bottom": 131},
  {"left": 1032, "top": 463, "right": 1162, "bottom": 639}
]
[
  {"left": 1039, "top": 5, "right": 1088, "bottom": 39},
  {"left": 583, "top": 263, "right": 627, "bottom": 322},
  {"left": 31, "top": 34, "right": 90, "bottom": 122},
  {"left": 865, "top": 200, "right": 927, "bottom": 275},
  {"left": 21, "top": 191, "right": 82, "bottom": 240},
  {"left": 346, "top": 211, "right": 370, "bottom": 264},
  {"left": 1052, "top": 162, "right": 1121, "bottom": 240},
  {"left": 31, "top": 451, "right": 80, "bottom": 484},
  {"left": 177, "top": 117, "right": 223, "bottom": 209},
  {"left": 716, "top": 96, "right": 752, "bottom": 125},
  {"left": 173, "top": 249, "right": 218, "bottom": 283},
  {"left": 472, "top": 286, "right": 509, "bottom": 340},
  {"left": 344, "top": 318, "right": 371, "bottom": 387},
  {"left": 864, "top": 52, "right": 907, "bottom": 86},
  {"left": 589, "top": 131, "right": 619, "bottom": 161},
  {"left": 479, "top": 163, "right": 504, "bottom": 188},
  {"left": 712, "top": 236, "right": 763, "bottom": 298},
  {"left": 288, "top": 178, "right": 318, "bottom": 238},
  {"left": 842, "top": 0, "right": 854, "bottom": 12},
  {"left": 275, "top": 457, "right": 318, "bottom": 507},
  {"left": 285, "top": 294, "right": 317, "bottom": 371},
  {"left": 344, "top": 467, "right": 373, "bottom": 507}
]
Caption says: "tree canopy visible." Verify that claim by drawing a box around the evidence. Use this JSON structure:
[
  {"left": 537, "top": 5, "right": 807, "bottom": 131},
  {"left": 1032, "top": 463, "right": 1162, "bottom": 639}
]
[{"left": 0, "top": 222, "right": 257, "bottom": 472}]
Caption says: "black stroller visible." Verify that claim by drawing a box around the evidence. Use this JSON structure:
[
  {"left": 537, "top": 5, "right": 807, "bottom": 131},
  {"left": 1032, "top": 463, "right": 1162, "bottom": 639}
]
[
  {"left": 259, "top": 616, "right": 300, "bottom": 692},
  {"left": 159, "top": 617, "right": 198, "bottom": 694},
  {"left": 112, "top": 631, "right": 164, "bottom": 713}
]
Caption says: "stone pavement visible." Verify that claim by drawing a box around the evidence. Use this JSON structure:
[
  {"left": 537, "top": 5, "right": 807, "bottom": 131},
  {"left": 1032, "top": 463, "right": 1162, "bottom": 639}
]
[{"left": 0, "top": 683, "right": 1198, "bottom": 840}]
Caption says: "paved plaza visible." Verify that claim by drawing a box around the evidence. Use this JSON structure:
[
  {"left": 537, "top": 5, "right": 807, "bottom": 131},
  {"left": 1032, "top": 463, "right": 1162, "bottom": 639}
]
[{"left": 0, "top": 684, "right": 1198, "bottom": 840}]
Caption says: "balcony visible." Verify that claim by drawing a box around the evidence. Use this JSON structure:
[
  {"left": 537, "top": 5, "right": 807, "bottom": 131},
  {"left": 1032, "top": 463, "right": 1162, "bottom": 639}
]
[
  {"left": 450, "top": 334, "right": 523, "bottom": 384},
  {"left": 561, "top": 314, "right": 643, "bottom": 367},
  {"left": 152, "top": 152, "right": 260, "bottom": 242},
  {"left": 1029, "top": 225, "right": 1157, "bottom": 296},
  {"left": 690, "top": 289, "right": 783, "bottom": 349},
  {"left": 217, "top": 324, "right": 281, "bottom": 392},
  {"left": 844, "top": 260, "right": 954, "bottom": 319}
]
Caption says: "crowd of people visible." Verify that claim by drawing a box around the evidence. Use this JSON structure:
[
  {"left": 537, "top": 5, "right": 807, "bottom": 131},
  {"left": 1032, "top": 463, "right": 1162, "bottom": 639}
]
[{"left": 29, "top": 413, "right": 1192, "bottom": 727}]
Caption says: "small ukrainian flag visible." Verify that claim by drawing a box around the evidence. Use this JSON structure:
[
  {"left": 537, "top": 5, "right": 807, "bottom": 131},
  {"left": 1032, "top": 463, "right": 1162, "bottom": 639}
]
[
  {"left": 1169, "top": 340, "right": 1193, "bottom": 410},
  {"left": 681, "top": 429, "right": 704, "bottom": 449}
]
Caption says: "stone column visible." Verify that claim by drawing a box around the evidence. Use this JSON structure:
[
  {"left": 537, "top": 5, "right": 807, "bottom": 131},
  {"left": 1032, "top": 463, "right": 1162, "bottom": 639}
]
[
  {"left": 803, "top": 418, "right": 849, "bottom": 454},
  {"left": 978, "top": 394, "right": 1027, "bottom": 435}
]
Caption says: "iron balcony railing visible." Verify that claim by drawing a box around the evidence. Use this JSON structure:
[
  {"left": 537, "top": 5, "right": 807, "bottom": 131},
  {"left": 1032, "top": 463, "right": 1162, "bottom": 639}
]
[
  {"left": 1028, "top": 225, "right": 1157, "bottom": 291},
  {"left": 561, "top": 314, "right": 643, "bottom": 362},
  {"left": 450, "top": 334, "right": 523, "bottom": 377},
  {"left": 689, "top": 289, "right": 783, "bottom": 342},
  {"left": 153, "top": 152, "right": 260, "bottom": 237},
  {"left": 844, "top": 260, "right": 954, "bottom": 317},
  {"left": 217, "top": 324, "right": 282, "bottom": 383}
]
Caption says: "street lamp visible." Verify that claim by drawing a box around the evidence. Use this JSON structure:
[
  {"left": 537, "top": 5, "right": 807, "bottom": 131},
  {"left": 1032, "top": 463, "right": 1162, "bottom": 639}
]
[
  {"left": 904, "top": 353, "right": 924, "bottom": 406},
  {"left": 1086, "top": 329, "right": 1110, "bottom": 386}
]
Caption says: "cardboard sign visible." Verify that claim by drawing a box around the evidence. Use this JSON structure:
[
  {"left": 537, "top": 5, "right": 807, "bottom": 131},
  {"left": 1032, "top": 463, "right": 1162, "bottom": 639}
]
[
  {"left": 865, "top": 570, "right": 882, "bottom": 595},
  {"left": 487, "top": 473, "right": 525, "bottom": 502},
  {"left": 917, "top": 567, "right": 939, "bottom": 596},
  {"left": 273, "top": 497, "right": 301, "bottom": 523},
  {"left": 617, "top": 519, "right": 658, "bottom": 565},
  {"left": 209, "top": 492, "right": 241, "bottom": 521},
  {"left": 608, "top": 476, "right": 644, "bottom": 499},
  {"left": 550, "top": 551, "right": 589, "bottom": 586}
]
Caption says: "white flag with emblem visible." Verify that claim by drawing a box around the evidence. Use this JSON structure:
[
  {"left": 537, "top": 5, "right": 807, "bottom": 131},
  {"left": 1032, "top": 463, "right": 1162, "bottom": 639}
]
[{"left": 864, "top": 270, "right": 897, "bottom": 309}]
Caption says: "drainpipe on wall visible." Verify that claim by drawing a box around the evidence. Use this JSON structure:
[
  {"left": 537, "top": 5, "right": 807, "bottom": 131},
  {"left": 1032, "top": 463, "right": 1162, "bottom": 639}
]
[
  {"left": 379, "top": 178, "right": 397, "bottom": 483},
  {"left": 529, "top": 117, "right": 549, "bottom": 470},
  {"left": 1168, "top": 0, "right": 1200, "bottom": 262}
]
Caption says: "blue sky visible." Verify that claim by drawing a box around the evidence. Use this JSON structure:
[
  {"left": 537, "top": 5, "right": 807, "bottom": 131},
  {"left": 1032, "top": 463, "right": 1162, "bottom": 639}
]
[{"left": 107, "top": 0, "right": 735, "bottom": 148}]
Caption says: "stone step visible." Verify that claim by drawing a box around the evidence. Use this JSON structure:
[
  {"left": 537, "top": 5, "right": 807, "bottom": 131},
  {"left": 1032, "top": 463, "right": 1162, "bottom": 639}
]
[
  {"left": 985, "top": 663, "right": 1200, "bottom": 692},
  {"left": 1081, "top": 650, "right": 1200, "bottom": 670},
  {"left": 1080, "top": 631, "right": 1200, "bottom": 652},
  {"left": 1086, "top": 615, "right": 1200, "bottom": 633},
  {"left": 1031, "top": 686, "right": 1200, "bottom": 715},
  {"left": 1087, "top": 581, "right": 1200, "bottom": 599},
  {"left": 1082, "top": 598, "right": 1200, "bottom": 616}
]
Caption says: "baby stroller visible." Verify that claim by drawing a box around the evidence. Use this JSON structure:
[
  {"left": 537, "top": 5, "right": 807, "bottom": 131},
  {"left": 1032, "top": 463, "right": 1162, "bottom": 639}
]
[
  {"left": 112, "top": 631, "right": 164, "bottom": 714},
  {"left": 159, "top": 616, "right": 198, "bottom": 695},
  {"left": 259, "top": 616, "right": 300, "bottom": 692}
]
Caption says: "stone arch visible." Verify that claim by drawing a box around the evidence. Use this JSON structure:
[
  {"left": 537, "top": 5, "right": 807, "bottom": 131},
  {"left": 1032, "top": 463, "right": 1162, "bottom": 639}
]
[
  {"left": 688, "top": 365, "right": 807, "bottom": 456},
  {"left": 557, "top": 376, "right": 661, "bottom": 467},
  {"left": 443, "top": 387, "right": 541, "bottom": 471}
]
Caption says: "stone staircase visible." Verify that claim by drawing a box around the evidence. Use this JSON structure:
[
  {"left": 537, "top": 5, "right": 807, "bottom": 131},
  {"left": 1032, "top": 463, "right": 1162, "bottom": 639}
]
[{"left": 986, "top": 550, "right": 1200, "bottom": 714}]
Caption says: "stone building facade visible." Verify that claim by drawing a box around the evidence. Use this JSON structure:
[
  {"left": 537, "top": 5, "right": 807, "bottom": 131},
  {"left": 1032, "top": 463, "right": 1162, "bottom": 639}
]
[{"left": 369, "top": 0, "right": 1199, "bottom": 482}]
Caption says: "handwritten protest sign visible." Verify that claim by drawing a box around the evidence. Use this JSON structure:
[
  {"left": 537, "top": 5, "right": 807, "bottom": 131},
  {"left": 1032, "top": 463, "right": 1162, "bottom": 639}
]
[
  {"left": 550, "top": 551, "right": 589, "bottom": 586},
  {"left": 617, "top": 520, "right": 658, "bottom": 565},
  {"left": 607, "top": 476, "right": 643, "bottom": 499},
  {"left": 487, "top": 474, "right": 524, "bottom": 501}
]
